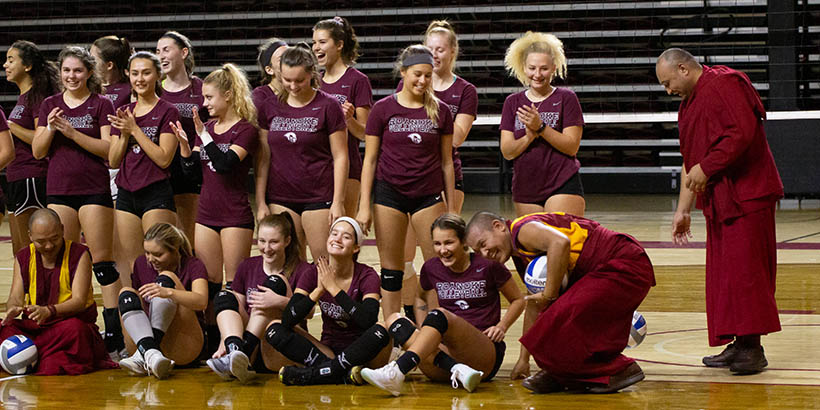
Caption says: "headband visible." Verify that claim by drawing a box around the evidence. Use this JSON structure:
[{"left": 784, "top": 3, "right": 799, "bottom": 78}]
[
  {"left": 401, "top": 53, "right": 434, "bottom": 67},
  {"left": 260, "top": 40, "right": 288, "bottom": 67},
  {"left": 331, "top": 217, "right": 364, "bottom": 246}
]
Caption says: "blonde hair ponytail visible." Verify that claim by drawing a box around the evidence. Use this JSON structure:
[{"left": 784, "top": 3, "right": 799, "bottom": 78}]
[
  {"left": 204, "top": 63, "right": 258, "bottom": 126},
  {"left": 504, "top": 31, "right": 567, "bottom": 86}
]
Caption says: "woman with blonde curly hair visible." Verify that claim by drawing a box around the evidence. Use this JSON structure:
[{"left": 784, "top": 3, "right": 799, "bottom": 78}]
[
  {"left": 500, "top": 32, "right": 585, "bottom": 219},
  {"left": 500, "top": 32, "right": 586, "bottom": 380}
]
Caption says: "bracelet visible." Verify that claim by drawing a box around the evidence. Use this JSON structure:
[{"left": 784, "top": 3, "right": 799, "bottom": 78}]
[
  {"left": 47, "top": 304, "right": 57, "bottom": 318},
  {"left": 536, "top": 122, "right": 547, "bottom": 134}
]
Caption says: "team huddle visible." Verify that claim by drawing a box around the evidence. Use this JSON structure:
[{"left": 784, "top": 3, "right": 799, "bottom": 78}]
[{"left": 0, "top": 15, "right": 782, "bottom": 397}]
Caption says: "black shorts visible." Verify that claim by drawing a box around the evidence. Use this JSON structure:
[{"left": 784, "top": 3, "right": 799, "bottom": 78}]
[
  {"left": 169, "top": 154, "right": 201, "bottom": 195},
  {"left": 7, "top": 177, "right": 47, "bottom": 216},
  {"left": 270, "top": 200, "right": 332, "bottom": 215},
  {"left": 48, "top": 192, "right": 114, "bottom": 211},
  {"left": 374, "top": 179, "right": 443, "bottom": 215},
  {"left": 521, "top": 172, "right": 585, "bottom": 206},
  {"left": 483, "top": 341, "right": 506, "bottom": 382},
  {"left": 199, "top": 221, "right": 255, "bottom": 234},
  {"left": 116, "top": 179, "right": 176, "bottom": 218},
  {"left": 455, "top": 179, "right": 464, "bottom": 192}
]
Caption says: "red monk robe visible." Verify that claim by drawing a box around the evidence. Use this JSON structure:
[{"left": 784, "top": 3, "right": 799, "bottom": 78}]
[
  {"left": 510, "top": 213, "right": 655, "bottom": 386},
  {"left": 677, "top": 65, "right": 783, "bottom": 346},
  {"left": 0, "top": 241, "right": 117, "bottom": 375}
]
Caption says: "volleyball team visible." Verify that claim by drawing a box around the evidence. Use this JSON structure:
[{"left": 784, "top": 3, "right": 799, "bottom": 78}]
[{"left": 0, "top": 18, "right": 655, "bottom": 395}]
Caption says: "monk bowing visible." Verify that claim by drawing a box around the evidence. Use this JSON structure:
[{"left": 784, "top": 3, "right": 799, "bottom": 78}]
[{"left": 656, "top": 48, "right": 783, "bottom": 375}]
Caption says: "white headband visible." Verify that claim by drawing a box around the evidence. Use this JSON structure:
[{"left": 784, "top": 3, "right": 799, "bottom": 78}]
[{"left": 331, "top": 217, "right": 364, "bottom": 246}]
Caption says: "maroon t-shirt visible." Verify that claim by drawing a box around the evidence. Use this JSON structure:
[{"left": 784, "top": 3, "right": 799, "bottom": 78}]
[
  {"left": 295, "top": 261, "right": 380, "bottom": 352},
  {"left": 7, "top": 93, "right": 49, "bottom": 181},
  {"left": 160, "top": 77, "right": 207, "bottom": 149},
  {"left": 16, "top": 241, "right": 97, "bottom": 323},
  {"left": 38, "top": 93, "right": 114, "bottom": 196},
  {"left": 232, "top": 256, "right": 306, "bottom": 313},
  {"left": 365, "top": 95, "right": 454, "bottom": 197},
  {"left": 261, "top": 90, "right": 347, "bottom": 203},
  {"left": 398, "top": 77, "right": 477, "bottom": 183},
  {"left": 113, "top": 99, "right": 179, "bottom": 192},
  {"left": 320, "top": 67, "right": 373, "bottom": 181},
  {"left": 419, "top": 254, "right": 510, "bottom": 332},
  {"left": 195, "top": 119, "right": 258, "bottom": 227},
  {"left": 131, "top": 254, "right": 207, "bottom": 292},
  {"left": 252, "top": 85, "right": 278, "bottom": 130},
  {"left": 0, "top": 110, "right": 8, "bottom": 197},
  {"left": 499, "top": 88, "right": 584, "bottom": 203},
  {"left": 104, "top": 80, "right": 132, "bottom": 109}
]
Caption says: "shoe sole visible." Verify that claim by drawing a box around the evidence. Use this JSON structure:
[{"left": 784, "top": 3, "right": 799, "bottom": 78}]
[
  {"left": 460, "top": 372, "right": 481, "bottom": 393},
  {"left": 360, "top": 369, "right": 401, "bottom": 397},
  {"left": 349, "top": 366, "right": 365, "bottom": 386},
  {"left": 730, "top": 360, "right": 768, "bottom": 375},
  {"left": 120, "top": 361, "right": 148, "bottom": 376},
  {"left": 587, "top": 370, "right": 645, "bottom": 394},
  {"left": 151, "top": 359, "right": 175, "bottom": 380},
  {"left": 230, "top": 353, "right": 254, "bottom": 384},
  {"left": 206, "top": 359, "right": 234, "bottom": 381}
]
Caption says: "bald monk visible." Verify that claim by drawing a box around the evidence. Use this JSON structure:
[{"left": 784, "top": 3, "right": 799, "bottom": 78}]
[
  {"left": 655, "top": 48, "right": 783, "bottom": 375},
  {"left": 466, "top": 211, "right": 654, "bottom": 394},
  {"left": 1, "top": 208, "right": 116, "bottom": 375}
]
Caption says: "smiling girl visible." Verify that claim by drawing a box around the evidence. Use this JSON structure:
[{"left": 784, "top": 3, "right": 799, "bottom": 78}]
[
  {"left": 32, "top": 45, "right": 126, "bottom": 360},
  {"left": 356, "top": 44, "right": 455, "bottom": 318},
  {"left": 313, "top": 16, "right": 372, "bottom": 217}
]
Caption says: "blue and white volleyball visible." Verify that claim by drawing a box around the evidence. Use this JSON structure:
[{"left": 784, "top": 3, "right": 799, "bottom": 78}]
[
  {"left": 0, "top": 335, "right": 38, "bottom": 375},
  {"left": 524, "top": 255, "right": 568, "bottom": 294},
  {"left": 628, "top": 311, "right": 647, "bottom": 348}
]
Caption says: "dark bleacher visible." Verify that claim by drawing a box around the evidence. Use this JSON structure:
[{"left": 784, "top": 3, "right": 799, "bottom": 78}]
[{"left": 1, "top": 1, "right": 816, "bottom": 194}]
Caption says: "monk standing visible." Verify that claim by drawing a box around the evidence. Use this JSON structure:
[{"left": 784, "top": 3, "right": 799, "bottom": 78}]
[{"left": 655, "top": 48, "right": 783, "bottom": 375}]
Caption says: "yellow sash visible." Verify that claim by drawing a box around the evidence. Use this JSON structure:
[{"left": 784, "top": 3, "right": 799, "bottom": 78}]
[{"left": 26, "top": 240, "right": 94, "bottom": 308}]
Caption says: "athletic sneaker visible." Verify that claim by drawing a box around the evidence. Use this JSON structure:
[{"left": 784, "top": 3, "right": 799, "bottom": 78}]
[
  {"left": 144, "top": 349, "right": 175, "bottom": 380},
  {"left": 108, "top": 347, "right": 129, "bottom": 363},
  {"left": 228, "top": 350, "right": 255, "bottom": 383},
  {"left": 119, "top": 350, "right": 148, "bottom": 376},
  {"left": 279, "top": 365, "right": 315, "bottom": 386},
  {"left": 348, "top": 365, "right": 365, "bottom": 385},
  {"left": 360, "top": 361, "right": 404, "bottom": 396},
  {"left": 450, "top": 363, "right": 483, "bottom": 392},
  {"left": 207, "top": 355, "right": 234, "bottom": 381}
]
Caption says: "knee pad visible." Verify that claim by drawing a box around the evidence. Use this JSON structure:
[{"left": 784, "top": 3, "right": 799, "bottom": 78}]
[
  {"left": 92, "top": 261, "right": 120, "bottom": 286},
  {"left": 214, "top": 290, "right": 239, "bottom": 316},
  {"left": 380, "top": 268, "right": 403, "bottom": 292},
  {"left": 262, "top": 274, "right": 288, "bottom": 297},
  {"left": 118, "top": 290, "right": 142, "bottom": 315},
  {"left": 388, "top": 317, "right": 416, "bottom": 347},
  {"left": 208, "top": 281, "right": 222, "bottom": 301},
  {"left": 422, "top": 309, "right": 449, "bottom": 336},
  {"left": 155, "top": 275, "right": 176, "bottom": 289},
  {"left": 264, "top": 322, "right": 292, "bottom": 349}
]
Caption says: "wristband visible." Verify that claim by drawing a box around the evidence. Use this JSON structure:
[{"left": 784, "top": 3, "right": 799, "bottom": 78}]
[
  {"left": 199, "top": 129, "right": 214, "bottom": 146},
  {"left": 536, "top": 122, "right": 547, "bottom": 134}
]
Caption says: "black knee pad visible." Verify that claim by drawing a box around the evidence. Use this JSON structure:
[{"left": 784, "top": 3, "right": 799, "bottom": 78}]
[
  {"left": 92, "top": 261, "right": 120, "bottom": 286},
  {"left": 118, "top": 290, "right": 142, "bottom": 315},
  {"left": 422, "top": 309, "right": 449, "bottom": 336},
  {"left": 155, "top": 275, "right": 176, "bottom": 288},
  {"left": 388, "top": 317, "right": 416, "bottom": 347},
  {"left": 214, "top": 290, "right": 239, "bottom": 316},
  {"left": 262, "top": 275, "right": 288, "bottom": 297},
  {"left": 265, "top": 322, "right": 292, "bottom": 349},
  {"left": 208, "top": 281, "right": 222, "bottom": 300},
  {"left": 380, "top": 268, "right": 403, "bottom": 292}
]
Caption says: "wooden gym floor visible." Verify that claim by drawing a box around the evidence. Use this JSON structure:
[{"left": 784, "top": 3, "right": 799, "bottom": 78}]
[{"left": 0, "top": 193, "right": 818, "bottom": 409}]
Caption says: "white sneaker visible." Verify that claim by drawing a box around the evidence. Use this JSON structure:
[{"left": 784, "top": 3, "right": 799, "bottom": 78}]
[
  {"left": 119, "top": 350, "right": 148, "bottom": 376},
  {"left": 108, "top": 347, "right": 129, "bottom": 363},
  {"left": 360, "top": 361, "right": 405, "bottom": 397},
  {"left": 388, "top": 346, "right": 404, "bottom": 362},
  {"left": 228, "top": 350, "right": 255, "bottom": 383},
  {"left": 206, "top": 355, "right": 233, "bottom": 381},
  {"left": 450, "top": 363, "right": 483, "bottom": 393},
  {"left": 144, "top": 349, "right": 175, "bottom": 380}
]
